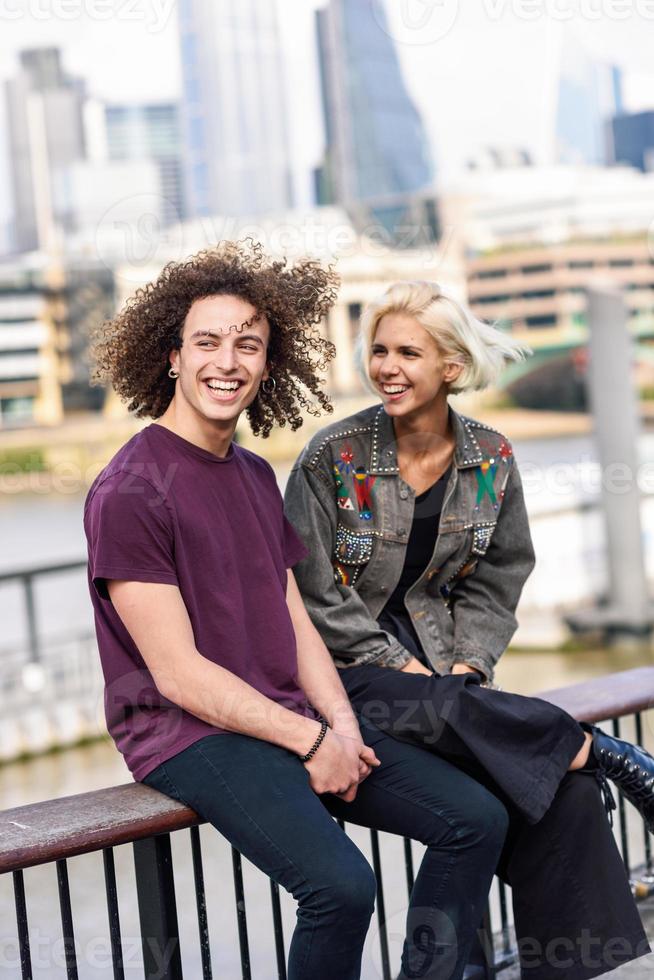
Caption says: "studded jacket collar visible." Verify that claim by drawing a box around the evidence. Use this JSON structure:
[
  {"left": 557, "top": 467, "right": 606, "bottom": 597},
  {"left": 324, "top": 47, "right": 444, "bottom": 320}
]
[
  {"left": 366, "top": 402, "right": 502, "bottom": 474},
  {"left": 285, "top": 403, "right": 535, "bottom": 681}
]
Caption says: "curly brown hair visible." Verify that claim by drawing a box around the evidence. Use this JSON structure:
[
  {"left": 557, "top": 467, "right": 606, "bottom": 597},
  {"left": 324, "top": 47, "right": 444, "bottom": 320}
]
[{"left": 91, "top": 239, "right": 339, "bottom": 436}]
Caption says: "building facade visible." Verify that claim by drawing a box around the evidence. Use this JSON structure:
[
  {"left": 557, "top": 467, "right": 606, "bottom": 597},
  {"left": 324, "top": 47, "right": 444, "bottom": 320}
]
[
  {"left": 468, "top": 238, "right": 654, "bottom": 338},
  {"left": 178, "top": 0, "right": 293, "bottom": 219},
  {"left": 610, "top": 110, "right": 654, "bottom": 173},
  {"left": 5, "top": 48, "right": 86, "bottom": 254},
  {"left": 553, "top": 36, "right": 621, "bottom": 166},
  {"left": 0, "top": 254, "right": 118, "bottom": 427},
  {"left": 0, "top": 259, "right": 63, "bottom": 426},
  {"left": 105, "top": 103, "right": 184, "bottom": 226},
  {"left": 315, "top": 0, "right": 434, "bottom": 241}
]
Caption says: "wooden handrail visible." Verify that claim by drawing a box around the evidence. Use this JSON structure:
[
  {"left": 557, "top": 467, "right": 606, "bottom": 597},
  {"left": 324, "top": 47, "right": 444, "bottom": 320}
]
[
  {"left": 0, "top": 784, "right": 199, "bottom": 874},
  {"left": 537, "top": 665, "right": 654, "bottom": 724},
  {"left": 2, "top": 666, "right": 654, "bottom": 875}
]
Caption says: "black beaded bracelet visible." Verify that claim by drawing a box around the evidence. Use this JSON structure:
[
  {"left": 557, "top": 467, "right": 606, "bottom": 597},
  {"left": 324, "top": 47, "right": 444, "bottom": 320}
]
[{"left": 300, "top": 719, "right": 329, "bottom": 762}]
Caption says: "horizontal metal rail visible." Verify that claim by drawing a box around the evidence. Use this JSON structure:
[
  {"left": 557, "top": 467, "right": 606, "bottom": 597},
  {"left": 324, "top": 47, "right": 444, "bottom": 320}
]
[
  {"left": 0, "top": 560, "right": 88, "bottom": 668},
  {"left": 0, "top": 559, "right": 87, "bottom": 584}
]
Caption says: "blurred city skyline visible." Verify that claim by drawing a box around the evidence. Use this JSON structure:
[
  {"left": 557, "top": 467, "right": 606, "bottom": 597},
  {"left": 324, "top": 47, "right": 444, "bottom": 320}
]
[
  {"left": 1, "top": 0, "right": 654, "bottom": 430},
  {"left": 0, "top": 0, "right": 653, "bottom": 235}
]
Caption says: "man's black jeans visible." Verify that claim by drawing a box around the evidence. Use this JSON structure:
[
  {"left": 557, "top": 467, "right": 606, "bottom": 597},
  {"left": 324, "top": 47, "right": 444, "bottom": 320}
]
[{"left": 144, "top": 724, "right": 507, "bottom": 980}]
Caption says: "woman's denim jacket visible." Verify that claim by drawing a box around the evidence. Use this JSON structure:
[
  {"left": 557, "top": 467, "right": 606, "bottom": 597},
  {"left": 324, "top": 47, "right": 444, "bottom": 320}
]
[{"left": 284, "top": 404, "right": 536, "bottom": 682}]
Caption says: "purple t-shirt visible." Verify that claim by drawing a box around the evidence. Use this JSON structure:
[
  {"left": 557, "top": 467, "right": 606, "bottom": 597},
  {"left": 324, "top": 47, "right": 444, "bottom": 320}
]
[{"left": 84, "top": 423, "right": 311, "bottom": 781}]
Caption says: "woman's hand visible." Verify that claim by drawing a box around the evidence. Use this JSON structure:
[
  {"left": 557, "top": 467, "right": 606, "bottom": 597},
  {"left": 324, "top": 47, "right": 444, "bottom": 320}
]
[
  {"left": 451, "top": 663, "right": 485, "bottom": 679},
  {"left": 400, "top": 656, "right": 433, "bottom": 676}
]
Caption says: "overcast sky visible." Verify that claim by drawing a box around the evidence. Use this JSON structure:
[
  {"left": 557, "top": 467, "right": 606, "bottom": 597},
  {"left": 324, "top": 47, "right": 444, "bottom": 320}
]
[{"left": 0, "top": 0, "right": 653, "bottom": 239}]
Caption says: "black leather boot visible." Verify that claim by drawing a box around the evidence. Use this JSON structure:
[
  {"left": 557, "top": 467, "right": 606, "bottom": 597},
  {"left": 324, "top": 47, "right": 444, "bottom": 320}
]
[{"left": 586, "top": 724, "right": 654, "bottom": 833}]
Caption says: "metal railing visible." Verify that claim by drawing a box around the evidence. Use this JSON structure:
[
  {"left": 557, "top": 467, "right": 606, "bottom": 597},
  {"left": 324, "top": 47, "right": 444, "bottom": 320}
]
[
  {"left": 0, "top": 561, "right": 100, "bottom": 754},
  {"left": 0, "top": 560, "right": 89, "bottom": 666},
  {"left": 2, "top": 667, "right": 654, "bottom": 979}
]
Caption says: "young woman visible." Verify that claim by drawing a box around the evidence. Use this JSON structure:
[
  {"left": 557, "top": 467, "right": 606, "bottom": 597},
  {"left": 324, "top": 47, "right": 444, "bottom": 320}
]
[{"left": 285, "top": 280, "right": 653, "bottom": 979}]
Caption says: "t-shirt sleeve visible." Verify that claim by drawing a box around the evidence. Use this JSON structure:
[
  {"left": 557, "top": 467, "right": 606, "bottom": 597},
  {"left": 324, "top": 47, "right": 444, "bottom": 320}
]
[
  {"left": 85, "top": 472, "right": 178, "bottom": 597},
  {"left": 282, "top": 513, "right": 309, "bottom": 569}
]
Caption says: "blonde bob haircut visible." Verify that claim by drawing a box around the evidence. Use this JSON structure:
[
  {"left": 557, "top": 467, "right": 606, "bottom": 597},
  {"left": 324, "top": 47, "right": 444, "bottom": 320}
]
[{"left": 357, "top": 281, "right": 531, "bottom": 395}]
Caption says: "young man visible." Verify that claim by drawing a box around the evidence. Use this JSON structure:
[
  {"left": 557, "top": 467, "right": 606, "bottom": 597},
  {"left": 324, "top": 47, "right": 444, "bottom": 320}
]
[{"left": 84, "top": 242, "right": 507, "bottom": 980}]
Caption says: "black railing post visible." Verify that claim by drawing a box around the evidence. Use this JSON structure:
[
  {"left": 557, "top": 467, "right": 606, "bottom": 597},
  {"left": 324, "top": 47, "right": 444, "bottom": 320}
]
[
  {"left": 369, "top": 829, "right": 391, "bottom": 980},
  {"left": 478, "top": 906, "right": 497, "bottom": 979},
  {"left": 635, "top": 713, "right": 653, "bottom": 874},
  {"left": 612, "top": 718, "right": 632, "bottom": 872},
  {"left": 56, "top": 859, "right": 79, "bottom": 980},
  {"left": 103, "top": 847, "right": 125, "bottom": 980},
  {"left": 13, "top": 869, "right": 33, "bottom": 980},
  {"left": 231, "top": 847, "right": 252, "bottom": 980},
  {"left": 133, "top": 834, "right": 183, "bottom": 980},
  {"left": 269, "top": 880, "right": 287, "bottom": 980},
  {"left": 189, "top": 826, "right": 212, "bottom": 980},
  {"left": 403, "top": 837, "right": 415, "bottom": 896}
]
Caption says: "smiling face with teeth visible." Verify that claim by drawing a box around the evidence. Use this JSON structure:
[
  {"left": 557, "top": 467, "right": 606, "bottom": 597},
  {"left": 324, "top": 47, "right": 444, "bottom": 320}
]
[
  {"left": 369, "top": 312, "right": 463, "bottom": 426},
  {"left": 165, "top": 294, "right": 270, "bottom": 455}
]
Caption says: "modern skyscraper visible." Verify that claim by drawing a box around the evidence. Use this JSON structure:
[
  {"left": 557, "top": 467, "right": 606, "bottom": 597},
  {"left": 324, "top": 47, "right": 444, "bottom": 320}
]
[
  {"left": 554, "top": 34, "right": 622, "bottom": 166},
  {"left": 610, "top": 111, "right": 654, "bottom": 173},
  {"left": 177, "top": 0, "right": 293, "bottom": 219},
  {"left": 105, "top": 103, "right": 184, "bottom": 225},
  {"left": 315, "top": 0, "right": 434, "bottom": 237},
  {"left": 5, "top": 48, "right": 86, "bottom": 253}
]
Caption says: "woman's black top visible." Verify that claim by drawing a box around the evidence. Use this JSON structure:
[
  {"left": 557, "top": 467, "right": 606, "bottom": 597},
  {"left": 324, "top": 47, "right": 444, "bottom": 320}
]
[{"left": 376, "top": 465, "right": 452, "bottom": 665}]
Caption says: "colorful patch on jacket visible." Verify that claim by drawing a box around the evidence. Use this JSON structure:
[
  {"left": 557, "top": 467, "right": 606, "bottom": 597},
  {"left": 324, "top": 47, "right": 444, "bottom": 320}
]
[
  {"left": 472, "top": 524, "right": 495, "bottom": 555},
  {"left": 469, "top": 423, "right": 514, "bottom": 466},
  {"left": 335, "top": 444, "right": 356, "bottom": 476},
  {"left": 333, "top": 562, "right": 352, "bottom": 586},
  {"left": 498, "top": 440, "right": 513, "bottom": 463},
  {"left": 353, "top": 466, "right": 376, "bottom": 520},
  {"left": 475, "top": 461, "right": 498, "bottom": 510},
  {"left": 333, "top": 466, "right": 354, "bottom": 510},
  {"left": 335, "top": 525, "right": 375, "bottom": 564}
]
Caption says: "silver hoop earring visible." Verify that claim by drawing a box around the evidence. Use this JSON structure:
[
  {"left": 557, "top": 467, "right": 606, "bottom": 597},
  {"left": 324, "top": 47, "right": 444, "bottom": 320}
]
[
  {"left": 261, "top": 377, "right": 276, "bottom": 394},
  {"left": 168, "top": 367, "right": 179, "bottom": 379}
]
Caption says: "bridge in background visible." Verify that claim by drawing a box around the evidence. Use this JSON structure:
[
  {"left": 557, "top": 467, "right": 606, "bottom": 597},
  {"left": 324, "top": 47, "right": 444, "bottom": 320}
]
[{"left": 498, "top": 316, "right": 654, "bottom": 390}]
